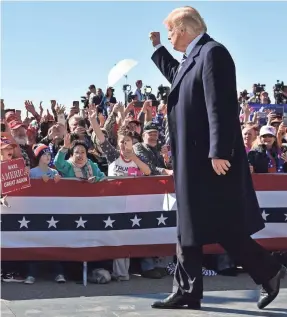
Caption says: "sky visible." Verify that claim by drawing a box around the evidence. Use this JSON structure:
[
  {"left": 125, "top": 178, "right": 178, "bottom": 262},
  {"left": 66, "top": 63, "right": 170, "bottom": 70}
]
[{"left": 1, "top": 1, "right": 287, "bottom": 114}]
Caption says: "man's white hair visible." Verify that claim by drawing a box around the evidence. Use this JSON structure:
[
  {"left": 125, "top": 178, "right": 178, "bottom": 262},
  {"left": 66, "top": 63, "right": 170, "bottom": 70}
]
[
  {"left": 164, "top": 6, "right": 207, "bottom": 35},
  {"left": 68, "top": 114, "right": 83, "bottom": 126}
]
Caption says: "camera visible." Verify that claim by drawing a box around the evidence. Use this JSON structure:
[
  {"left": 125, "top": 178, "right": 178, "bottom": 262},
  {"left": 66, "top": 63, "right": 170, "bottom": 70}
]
[
  {"left": 144, "top": 85, "right": 152, "bottom": 94},
  {"left": 143, "top": 85, "right": 157, "bottom": 102},
  {"left": 240, "top": 90, "right": 248, "bottom": 97},
  {"left": 123, "top": 84, "right": 132, "bottom": 105},
  {"left": 250, "top": 83, "right": 266, "bottom": 104},
  {"left": 81, "top": 96, "right": 89, "bottom": 108},
  {"left": 253, "top": 83, "right": 266, "bottom": 94},
  {"left": 273, "top": 80, "right": 287, "bottom": 104},
  {"left": 157, "top": 85, "right": 170, "bottom": 104},
  {"left": 123, "top": 84, "right": 131, "bottom": 92},
  {"left": 239, "top": 89, "right": 249, "bottom": 99},
  {"left": 274, "top": 80, "right": 284, "bottom": 92}
]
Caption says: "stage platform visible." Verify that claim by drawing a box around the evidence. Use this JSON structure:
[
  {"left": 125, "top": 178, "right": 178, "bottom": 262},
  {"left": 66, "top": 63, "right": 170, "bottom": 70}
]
[
  {"left": 2, "top": 289, "right": 287, "bottom": 317},
  {"left": 1, "top": 274, "right": 286, "bottom": 316}
]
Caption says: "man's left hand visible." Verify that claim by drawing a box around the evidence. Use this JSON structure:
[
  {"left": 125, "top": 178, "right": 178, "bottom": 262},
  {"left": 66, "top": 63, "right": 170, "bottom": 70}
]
[{"left": 211, "top": 159, "right": 231, "bottom": 175}]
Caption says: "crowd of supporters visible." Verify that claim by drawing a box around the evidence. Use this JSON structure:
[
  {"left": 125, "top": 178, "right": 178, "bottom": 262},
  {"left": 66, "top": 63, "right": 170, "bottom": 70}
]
[{"left": 1, "top": 81, "right": 286, "bottom": 284}]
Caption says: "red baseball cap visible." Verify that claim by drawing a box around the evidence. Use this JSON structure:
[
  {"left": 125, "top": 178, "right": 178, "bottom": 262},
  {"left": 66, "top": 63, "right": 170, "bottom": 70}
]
[
  {"left": 5, "top": 111, "right": 17, "bottom": 123},
  {"left": 33, "top": 144, "right": 49, "bottom": 158},
  {"left": 0, "top": 136, "right": 17, "bottom": 149},
  {"left": 8, "top": 120, "right": 25, "bottom": 130}
]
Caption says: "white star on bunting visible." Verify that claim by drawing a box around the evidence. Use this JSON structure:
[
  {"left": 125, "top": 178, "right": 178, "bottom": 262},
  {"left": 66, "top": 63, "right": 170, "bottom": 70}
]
[
  {"left": 285, "top": 214, "right": 287, "bottom": 221},
  {"left": 157, "top": 214, "right": 168, "bottom": 226},
  {"left": 75, "top": 217, "right": 87, "bottom": 228},
  {"left": 103, "top": 216, "right": 115, "bottom": 228},
  {"left": 261, "top": 210, "right": 269, "bottom": 221},
  {"left": 130, "top": 215, "right": 142, "bottom": 227},
  {"left": 47, "top": 216, "right": 59, "bottom": 228},
  {"left": 18, "top": 216, "right": 30, "bottom": 229}
]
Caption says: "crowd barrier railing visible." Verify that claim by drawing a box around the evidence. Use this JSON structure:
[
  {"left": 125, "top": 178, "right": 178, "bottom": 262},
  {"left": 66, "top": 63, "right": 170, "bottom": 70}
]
[{"left": 1, "top": 174, "right": 287, "bottom": 263}]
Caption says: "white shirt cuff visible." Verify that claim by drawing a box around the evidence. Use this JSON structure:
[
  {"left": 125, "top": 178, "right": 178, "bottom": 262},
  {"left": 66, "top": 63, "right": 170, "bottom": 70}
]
[{"left": 154, "top": 44, "right": 163, "bottom": 51}]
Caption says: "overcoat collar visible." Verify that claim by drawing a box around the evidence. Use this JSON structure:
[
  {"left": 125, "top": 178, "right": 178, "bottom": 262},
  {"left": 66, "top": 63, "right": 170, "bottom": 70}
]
[{"left": 170, "top": 33, "right": 212, "bottom": 94}]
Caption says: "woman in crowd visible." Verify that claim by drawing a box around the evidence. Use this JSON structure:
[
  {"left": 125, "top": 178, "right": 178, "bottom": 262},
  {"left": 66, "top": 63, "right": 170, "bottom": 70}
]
[
  {"left": 105, "top": 87, "right": 117, "bottom": 104},
  {"left": 69, "top": 129, "right": 109, "bottom": 175},
  {"left": 248, "top": 125, "right": 287, "bottom": 173},
  {"left": 89, "top": 105, "right": 151, "bottom": 281},
  {"left": 100, "top": 87, "right": 117, "bottom": 117},
  {"left": 54, "top": 136, "right": 105, "bottom": 181}
]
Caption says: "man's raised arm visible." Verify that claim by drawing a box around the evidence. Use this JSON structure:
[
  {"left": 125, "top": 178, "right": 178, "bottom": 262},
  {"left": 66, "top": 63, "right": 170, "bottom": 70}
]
[{"left": 150, "top": 32, "right": 179, "bottom": 84}]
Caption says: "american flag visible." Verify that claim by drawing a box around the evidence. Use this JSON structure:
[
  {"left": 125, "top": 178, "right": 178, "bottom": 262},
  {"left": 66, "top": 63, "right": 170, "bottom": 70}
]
[{"left": 1, "top": 175, "right": 287, "bottom": 261}]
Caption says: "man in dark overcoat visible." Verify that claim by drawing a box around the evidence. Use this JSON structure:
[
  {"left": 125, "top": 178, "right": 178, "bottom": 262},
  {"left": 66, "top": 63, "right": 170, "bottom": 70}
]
[{"left": 150, "top": 6, "right": 285, "bottom": 310}]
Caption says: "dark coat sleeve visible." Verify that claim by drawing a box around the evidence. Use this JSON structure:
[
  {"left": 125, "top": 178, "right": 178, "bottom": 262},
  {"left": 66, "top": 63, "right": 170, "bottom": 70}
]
[
  {"left": 202, "top": 45, "right": 239, "bottom": 160},
  {"left": 151, "top": 46, "right": 179, "bottom": 84}
]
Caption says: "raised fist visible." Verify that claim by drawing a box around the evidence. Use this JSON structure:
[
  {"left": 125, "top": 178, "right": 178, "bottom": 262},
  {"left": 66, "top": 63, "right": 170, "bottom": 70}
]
[{"left": 149, "top": 32, "right": 161, "bottom": 47}]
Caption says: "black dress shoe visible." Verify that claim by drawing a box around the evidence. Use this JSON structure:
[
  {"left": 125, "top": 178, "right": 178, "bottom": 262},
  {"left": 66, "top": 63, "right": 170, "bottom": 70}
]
[
  {"left": 257, "top": 265, "right": 286, "bottom": 309},
  {"left": 151, "top": 293, "right": 201, "bottom": 309}
]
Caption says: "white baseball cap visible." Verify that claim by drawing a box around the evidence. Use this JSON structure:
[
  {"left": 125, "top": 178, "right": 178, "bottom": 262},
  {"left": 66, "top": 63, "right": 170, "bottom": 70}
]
[{"left": 259, "top": 125, "right": 276, "bottom": 137}]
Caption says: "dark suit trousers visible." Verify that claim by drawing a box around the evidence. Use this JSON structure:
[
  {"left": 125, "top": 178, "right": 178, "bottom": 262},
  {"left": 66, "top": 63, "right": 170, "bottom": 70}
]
[{"left": 173, "top": 230, "right": 281, "bottom": 300}]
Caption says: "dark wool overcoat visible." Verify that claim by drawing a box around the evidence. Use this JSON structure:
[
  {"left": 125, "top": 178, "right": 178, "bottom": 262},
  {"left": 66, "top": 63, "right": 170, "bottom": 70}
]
[{"left": 152, "top": 33, "right": 265, "bottom": 246}]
